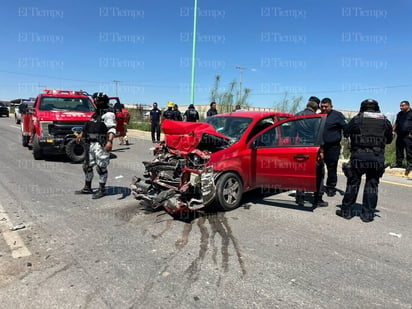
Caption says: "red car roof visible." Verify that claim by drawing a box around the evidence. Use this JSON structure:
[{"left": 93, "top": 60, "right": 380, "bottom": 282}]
[{"left": 212, "top": 111, "right": 293, "bottom": 118}]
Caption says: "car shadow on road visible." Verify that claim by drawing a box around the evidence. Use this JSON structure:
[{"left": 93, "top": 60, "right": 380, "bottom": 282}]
[
  {"left": 240, "top": 190, "right": 315, "bottom": 212},
  {"left": 40, "top": 154, "right": 72, "bottom": 163}
]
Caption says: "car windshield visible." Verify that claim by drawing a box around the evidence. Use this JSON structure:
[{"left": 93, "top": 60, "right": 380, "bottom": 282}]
[
  {"left": 205, "top": 116, "right": 254, "bottom": 142},
  {"left": 39, "top": 97, "right": 95, "bottom": 112},
  {"left": 0, "top": 103, "right": 6, "bottom": 107}
]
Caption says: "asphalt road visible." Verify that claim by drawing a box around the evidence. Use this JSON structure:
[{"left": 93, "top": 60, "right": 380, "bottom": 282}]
[{"left": 0, "top": 117, "right": 411, "bottom": 309}]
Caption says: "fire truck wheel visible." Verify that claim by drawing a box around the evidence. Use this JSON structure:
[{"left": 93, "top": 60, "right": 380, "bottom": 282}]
[
  {"left": 32, "top": 134, "right": 43, "bottom": 160},
  {"left": 65, "top": 139, "right": 86, "bottom": 163},
  {"left": 22, "top": 134, "right": 29, "bottom": 147}
]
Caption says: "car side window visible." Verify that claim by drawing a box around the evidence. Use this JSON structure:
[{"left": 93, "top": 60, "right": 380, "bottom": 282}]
[
  {"left": 254, "top": 117, "right": 323, "bottom": 147},
  {"left": 247, "top": 117, "right": 275, "bottom": 142},
  {"left": 255, "top": 127, "right": 279, "bottom": 147}
]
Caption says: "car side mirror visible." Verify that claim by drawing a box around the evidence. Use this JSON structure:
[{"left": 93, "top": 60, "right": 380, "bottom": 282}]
[{"left": 19, "top": 104, "right": 27, "bottom": 114}]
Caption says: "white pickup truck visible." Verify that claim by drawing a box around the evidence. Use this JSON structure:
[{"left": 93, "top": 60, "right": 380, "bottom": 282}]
[{"left": 14, "top": 99, "right": 35, "bottom": 124}]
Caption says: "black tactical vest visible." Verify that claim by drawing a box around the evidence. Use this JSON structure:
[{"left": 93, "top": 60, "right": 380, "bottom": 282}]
[
  {"left": 187, "top": 109, "right": 197, "bottom": 121},
  {"left": 352, "top": 112, "right": 386, "bottom": 153},
  {"left": 85, "top": 114, "right": 108, "bottom": 142},
  {"left": 163, "top": 109, "right": 174, "bottom": 120}
]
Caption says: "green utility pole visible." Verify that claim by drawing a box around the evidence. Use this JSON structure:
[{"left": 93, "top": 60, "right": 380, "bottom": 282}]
[{"left": 190, "top": 0, "right": 198, "bottom": 105}]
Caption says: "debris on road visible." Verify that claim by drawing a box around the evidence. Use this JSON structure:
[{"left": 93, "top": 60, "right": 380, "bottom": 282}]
[
  {"left": 9, "top": 223, "right": 26, "bottom": 231},
  {"left": 388, "top": 232, "right": 402, "bottom": 238}
]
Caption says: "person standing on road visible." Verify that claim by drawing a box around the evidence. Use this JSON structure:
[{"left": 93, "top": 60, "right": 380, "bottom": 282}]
[
  {"left": 75, "top": 92, "right": 117, "bottom": 199},
  {"left": 118, "top": 104, "right": 130, "bottom": 146},
  {"left": 149, "top": 102, "right": 161, "bottom": 143},
  {"left": 320, "top": 98, "right": 347, "bottom": 197},
  {"left": 338, "top": 99, "right": 393, "bottom": 222},
  {"left": 206, "top": 102, "right": 218, "bottom": 117},
  {"left": 392, "top": 100, "right": 412, "bottom": 176},
  {"left": 162, "top": 101, "right": 175, "bottom": 121},
  {"left": 184, "top": 104, "right": 199, "bottom": 122},
  {"left": 294, "top": 97, "right": 327, "bottom": 207},
  {"left": 173, "top": 104, "right": 183, "bottom": 121}
]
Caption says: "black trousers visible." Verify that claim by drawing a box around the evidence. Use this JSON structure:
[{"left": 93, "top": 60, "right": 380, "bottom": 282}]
[
  {"left": 342, "top": 154, "right": 385, "bottom": 218},
  {"left": 323, "top": 144, "right": 341, "bottom": 189},
  {"left": 315, "top": 161, "right": 325, "bottom": 199},
  {"left": 151, "top": 123, "right": 161, "bottom": 142},
  {"left": 395, "top": 134, "right": 412, "bottom": 169},
  {"left": 296, "top": 160, "right": 325, "bottom": 202}
]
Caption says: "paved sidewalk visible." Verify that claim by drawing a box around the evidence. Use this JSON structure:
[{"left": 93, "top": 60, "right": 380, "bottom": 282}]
[{"left": 126, "top": 129, "right": 157, "bottom": 141}]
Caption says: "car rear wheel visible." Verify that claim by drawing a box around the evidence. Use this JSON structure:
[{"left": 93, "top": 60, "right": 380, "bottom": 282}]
[
  {"left": 215, "top": 172, "right": 243, "bottom": 211},
  {"left": 32, "top": 134, "right": 43, "bottom": 160},
  {"left": 65, "top": 139, "right": 86, "bottom": 163},
  {"left": 15, "top": 114, "right": 20, "bottom": 124}
]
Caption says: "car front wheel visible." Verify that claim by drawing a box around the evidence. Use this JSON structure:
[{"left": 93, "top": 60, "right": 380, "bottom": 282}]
[{"left": 215, "top": 172, "right": 243, "bottom": 211}]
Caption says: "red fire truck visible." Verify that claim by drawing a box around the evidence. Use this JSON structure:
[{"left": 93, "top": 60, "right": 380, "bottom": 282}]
[
  {"left": 108, "top": 96, "right": 130, "bottom": 140},
  {"left": 20, "top": 89, "right": 130, "bottom": 162}
]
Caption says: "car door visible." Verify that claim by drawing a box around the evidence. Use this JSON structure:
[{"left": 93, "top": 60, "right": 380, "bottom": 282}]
[{"left": 250, "top": 114, "right": 326, "bottom": 192}]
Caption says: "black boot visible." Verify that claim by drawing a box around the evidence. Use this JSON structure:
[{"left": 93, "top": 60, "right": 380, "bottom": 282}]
[
  {"left": 92, "top": 183, "right": 106, "bottom": 199},
  {"left": 313, "top": 193, "right": 328, "bottom": 208},
  {"left": 336, "top": 208, "right": 353, "bottom": 219},
  {"left": 75, "top": 181, "right": 92, "bottom": 194}
]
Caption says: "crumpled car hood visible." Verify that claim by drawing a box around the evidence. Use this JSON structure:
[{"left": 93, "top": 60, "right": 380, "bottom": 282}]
[{"left": 161, "top": 120, "right": 231, "bottom": 155}]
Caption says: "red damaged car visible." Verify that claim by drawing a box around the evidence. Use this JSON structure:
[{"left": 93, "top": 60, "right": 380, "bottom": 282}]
[{"left": 131, "top": 111, "right": 326, "bottom": 214}]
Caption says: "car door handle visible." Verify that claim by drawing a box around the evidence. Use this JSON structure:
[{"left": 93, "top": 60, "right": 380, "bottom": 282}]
[{"left": 294, "top": 154, "right": 310, "bottom": 161}]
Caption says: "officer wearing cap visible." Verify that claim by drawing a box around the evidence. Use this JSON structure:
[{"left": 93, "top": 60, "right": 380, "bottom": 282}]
[
  {"left": 75, "top": 92, "right": 116, "bottom": 199},
  {"left": 338, "top": 99, "right": 393, "bottom": 222}
]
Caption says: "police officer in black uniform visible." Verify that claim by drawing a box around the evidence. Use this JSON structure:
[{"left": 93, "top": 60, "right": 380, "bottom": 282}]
[
  {"left": 338, "top": 99, "right": 393, "bottom": 222},
  {"left": 162, "top": 101, "right": 175, "bottom": 121},
  {"left": 173, "top": 104, "right": 183, "bottom": 121},
  {"left": 294, "top": 97, "right": 327, "bottom": 207},
  {"left": 184, "top": 104, "right": 199, "bottom": 122},
  {"left": 392, "top": 100, "right": 412, "bottom": 175},
  {"left": 149, "top": 102, "right": 161, "bottom": 143},
  {"left": 206, "top": 102, "right": 218, "bottom": 117},
  {"left": 320, "top": 98, "right": 347, "bottom": 197},
  {"left": 75, "top": 92, "right": 116, "bottom": 199}
]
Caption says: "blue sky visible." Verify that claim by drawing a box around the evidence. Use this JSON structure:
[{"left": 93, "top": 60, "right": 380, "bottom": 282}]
[{"left": 1, "top": 0, "right": 411, "bottom": 115}]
